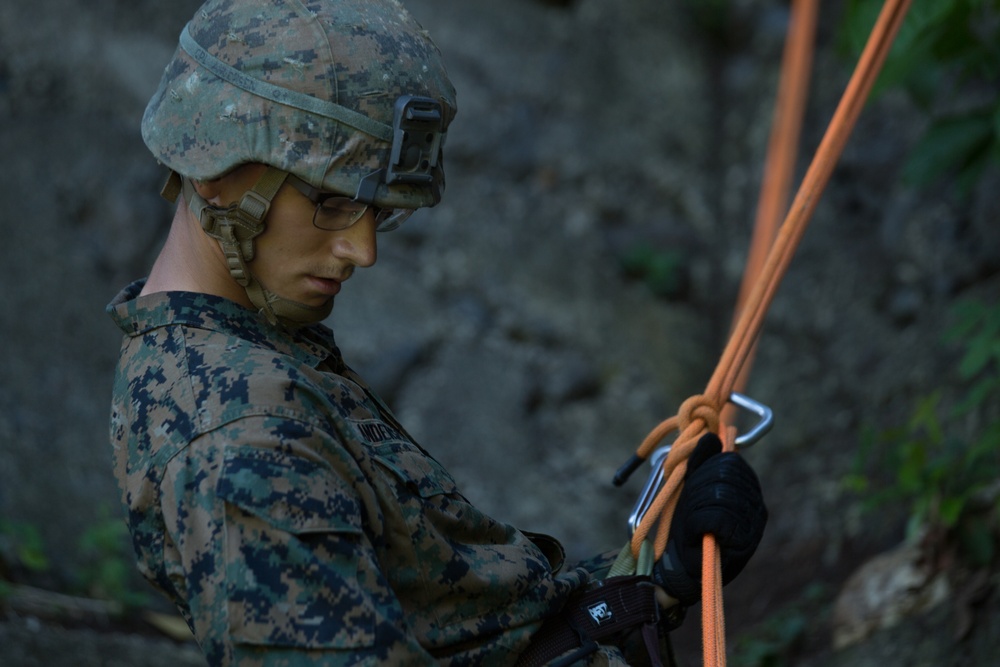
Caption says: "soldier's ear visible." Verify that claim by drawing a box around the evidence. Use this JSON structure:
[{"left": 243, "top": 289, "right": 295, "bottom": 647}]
[
  {"left": 191, "top": 178, "right": 223, "bottom": 202},
  {"left": 193, "top": 163, "right": 268, "bottom": 206}
]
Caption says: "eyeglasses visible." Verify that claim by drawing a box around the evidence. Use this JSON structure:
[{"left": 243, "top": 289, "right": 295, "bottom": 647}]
[{"left": 286, "top": 174, "right": 414, "bottom": 232}]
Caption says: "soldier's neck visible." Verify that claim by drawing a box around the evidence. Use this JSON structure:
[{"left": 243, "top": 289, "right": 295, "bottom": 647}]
[{"left": 141, "top": 201, "right": 253, "bottom": 311}]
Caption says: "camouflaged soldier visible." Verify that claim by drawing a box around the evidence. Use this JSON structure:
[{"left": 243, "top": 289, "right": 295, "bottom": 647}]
[{"left": 107, "top": 1, "right": 767, "bottom": 665}]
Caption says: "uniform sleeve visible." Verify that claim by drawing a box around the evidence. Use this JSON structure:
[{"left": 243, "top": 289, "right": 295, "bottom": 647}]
[{"left": 160, "top": 415, "right": 438, "bottom": 667}]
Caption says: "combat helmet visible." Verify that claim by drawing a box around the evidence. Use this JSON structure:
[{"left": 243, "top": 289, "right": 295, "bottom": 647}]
[{"left": 142, "top": 0, "right": 457, "bottom": 327}]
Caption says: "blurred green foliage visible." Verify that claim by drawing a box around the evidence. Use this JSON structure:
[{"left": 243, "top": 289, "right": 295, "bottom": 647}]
[
  {"left": 0, "top": 510, "right": 150, "bottom": 612},
  {"left": 847, "top": 298, "right": 1000, "bottom": 565},
  {"left": 0, "top": 519, "right": 50, "bottom": 575},
  {"left": 0, "top": 519, "right": 51, "bottom": 599},
  {"left": 74, "top": 508, "right": 151, "bottom": 610},
  {"left": 730, "top": 584, "right": 827, "bottom": 667},
  {"left": 618, "top": 242, "right": 687, "bottom": 300},
  {"left": 841, "top": 0, "right": 1000, "bottom": 194}
]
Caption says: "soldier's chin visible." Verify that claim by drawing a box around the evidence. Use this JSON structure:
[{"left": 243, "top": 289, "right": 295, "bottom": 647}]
[{"left": 262, "top": 291, "right": 334, "bottom": 327}]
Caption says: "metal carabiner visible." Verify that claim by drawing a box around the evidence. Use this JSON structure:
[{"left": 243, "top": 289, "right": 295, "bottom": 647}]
[
  {"left": 625, "top": 393, "right": 773, "bottom": 534},
  {"left": 626, "top": 444, "right": 671, "bottom": 535},
  {"left": 730, "top": 392, "right": 774, "bottom": 448}
]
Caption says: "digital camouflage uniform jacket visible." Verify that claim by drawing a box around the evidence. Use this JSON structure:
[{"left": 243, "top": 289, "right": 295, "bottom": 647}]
[{"left": 108, "top": 281, "right": 638, "bottom": 666}]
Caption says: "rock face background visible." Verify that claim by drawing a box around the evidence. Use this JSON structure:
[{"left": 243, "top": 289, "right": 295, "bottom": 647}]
[{"left": 1, "top": 0, "right": 998, "bottom": 664}]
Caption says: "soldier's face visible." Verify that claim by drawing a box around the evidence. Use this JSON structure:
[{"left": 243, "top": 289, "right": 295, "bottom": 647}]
[{"left": 210, "top": 164, "right": 379, "bottom": 309}]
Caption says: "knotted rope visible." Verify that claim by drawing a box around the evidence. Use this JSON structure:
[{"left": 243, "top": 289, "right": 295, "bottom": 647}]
[{"left": 621, "top": 1, "right": 914, "bottom": 665}]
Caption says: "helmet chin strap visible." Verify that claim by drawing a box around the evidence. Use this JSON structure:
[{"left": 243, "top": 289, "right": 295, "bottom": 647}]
[
  {"left": 242, "top": 278, "right": 334, "bottom": 328},
  {"left": 175, "top": 168, "right": 334, "bottom": 329}
]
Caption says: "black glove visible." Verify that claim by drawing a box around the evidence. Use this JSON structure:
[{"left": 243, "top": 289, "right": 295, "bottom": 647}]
[{"left": 653, "top": 433, "right": 767, "bottom": 606}]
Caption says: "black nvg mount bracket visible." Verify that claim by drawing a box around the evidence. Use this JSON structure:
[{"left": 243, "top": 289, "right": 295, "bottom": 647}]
[
  {"left": 387, "top": 95, "right": 446, "bottom": 186},
  {"left": 356, "top": 95, "right": 447, "bottom": 203}
]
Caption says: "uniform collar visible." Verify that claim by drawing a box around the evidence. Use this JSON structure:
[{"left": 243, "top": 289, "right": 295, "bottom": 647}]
[{"left": 107, "top": 279, "right": 339, "bottom": 368}]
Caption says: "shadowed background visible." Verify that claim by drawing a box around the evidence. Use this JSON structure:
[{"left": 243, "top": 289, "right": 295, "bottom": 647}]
[{"left": 1, "top": 0, "right": 998, "bottom": 664}]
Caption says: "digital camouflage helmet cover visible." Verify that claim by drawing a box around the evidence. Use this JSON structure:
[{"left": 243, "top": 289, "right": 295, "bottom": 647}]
[{"left": 142, "top": 0, "right": 457, "bottom": 326}]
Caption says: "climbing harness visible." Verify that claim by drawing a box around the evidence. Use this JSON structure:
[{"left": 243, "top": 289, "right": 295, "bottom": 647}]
[
  {"left": 515, "top": 575, "right": 670, "bottom": 667},
  {"left": 609, "top": 0, "right": 914, "bottom": 666}
]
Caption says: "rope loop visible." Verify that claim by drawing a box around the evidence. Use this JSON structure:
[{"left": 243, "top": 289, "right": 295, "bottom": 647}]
[{"left": 677, "top": 394, "right": 721, "bottom": 437}]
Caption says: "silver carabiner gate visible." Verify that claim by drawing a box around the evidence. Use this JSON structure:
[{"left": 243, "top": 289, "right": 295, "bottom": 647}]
[{"left": 626, "top": 444, "right": 672, "bottom": 535}]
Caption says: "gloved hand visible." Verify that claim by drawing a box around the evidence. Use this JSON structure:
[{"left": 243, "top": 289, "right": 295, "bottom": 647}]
[{"left": 653, "top": 432, "right": 767, "bottom": 607}]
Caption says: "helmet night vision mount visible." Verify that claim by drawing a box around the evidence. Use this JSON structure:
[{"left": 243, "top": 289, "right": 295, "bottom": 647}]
[{"left": 357, "top": 95, "right": 448, "bottom": 204}]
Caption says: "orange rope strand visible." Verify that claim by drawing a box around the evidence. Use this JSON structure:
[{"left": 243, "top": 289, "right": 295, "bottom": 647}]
[
  {"left": 729, "top": 0, "right": 819, "bottom": 400},
  {"left": 702, "top": 534, "right": 726, "bottom": 665}
]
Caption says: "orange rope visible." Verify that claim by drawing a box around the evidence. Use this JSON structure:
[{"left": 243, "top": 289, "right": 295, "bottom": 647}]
[
  {"left": 728, "top": 0, "right": 819, "bottom": 401},
  {"left": 713, "top": 14, "right": 820, "bottom": 655},
  {"left": 628, "top": 0, "right": 914, "bottom": 664},
  {"left": 706, "top": 0, "right": 911, "bottom": 410},
  {"left": 702, "top": 535, "right": 726, "bottom": 665}
]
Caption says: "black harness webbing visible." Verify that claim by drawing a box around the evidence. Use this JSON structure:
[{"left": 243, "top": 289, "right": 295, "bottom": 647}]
[{"left": 515, "top": 575, "right": 664, "bottom": 667}]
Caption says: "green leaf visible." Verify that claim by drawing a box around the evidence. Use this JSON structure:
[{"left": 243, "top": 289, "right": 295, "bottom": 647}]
[
  {"left": 946, "top": 298, "right": 988, "bottom": 341},
  {"left": 959, "top": 515, "right": 996, "bottom": 566},
  {"left": 852, "top": 0, "right": 964, "bottom": 99},
  {"left": 840, "top": 0, "right": 1000, "bottom": 193},
  {"left": 906, "top": 506, "right": 930, "bottom": 540},
  {"left": 909, "top": 392, "right": 944, "bottom": 443},
  {"left": 646, "top": 252, "right": 684, "bottom": 298},
  {"left": 954, "top": 377, "right": 1000, "bottom": 415},
  {"left": 0, "top": 521, "right": 50, "bottom": 572},
  {"left": 939, "top": 496, "right": 966, "bottom": 527},
  {"left": 619, "top": 243, "right": 655, "bottom": 277},
  {"left": 839, "top": 0, "right": 880, "bottom": 56},
  {"left": 926, "top": 1, "right": 976, "bottom": 61},
  {"left": 960, "top": 332, "right": 998, "bottom": 379},
  {"left": 902, "top": 110, "right": 996, "bottom": 187},
  {"left": 974, "top": 421, "right": 1000, "bottom": 452},
  {"left": 842, "top": 473, "right": 870, "bottom": 494}
]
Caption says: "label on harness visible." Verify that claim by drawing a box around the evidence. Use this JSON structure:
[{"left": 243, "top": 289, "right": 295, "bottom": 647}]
[{"left": 587, "top": 601, "right": 613, "bottom": 626}]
